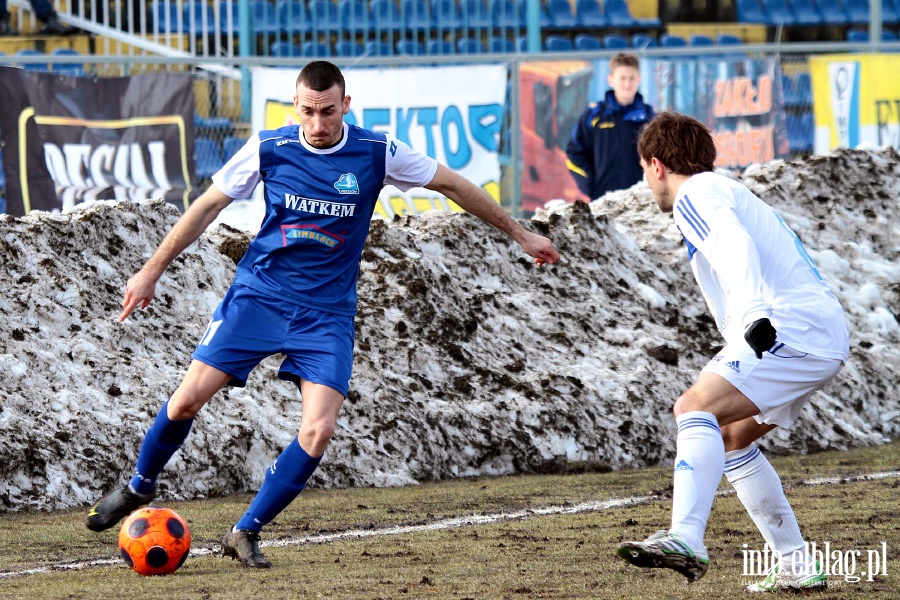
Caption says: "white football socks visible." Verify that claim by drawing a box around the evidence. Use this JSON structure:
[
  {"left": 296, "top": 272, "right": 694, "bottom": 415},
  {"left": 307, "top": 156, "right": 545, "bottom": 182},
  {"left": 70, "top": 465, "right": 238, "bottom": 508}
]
[
  {"left": 668, "top": 411, "right": 724, "bottom": 553},
  {"left": 724, "top": 443, "right": 810, "bottom": 575}
]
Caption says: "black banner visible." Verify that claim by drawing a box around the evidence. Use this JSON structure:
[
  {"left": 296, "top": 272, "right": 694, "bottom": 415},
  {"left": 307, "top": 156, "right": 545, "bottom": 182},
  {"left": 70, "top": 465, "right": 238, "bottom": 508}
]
[{"left": 0, "top": 68, "right": 198, "bottom": 216}]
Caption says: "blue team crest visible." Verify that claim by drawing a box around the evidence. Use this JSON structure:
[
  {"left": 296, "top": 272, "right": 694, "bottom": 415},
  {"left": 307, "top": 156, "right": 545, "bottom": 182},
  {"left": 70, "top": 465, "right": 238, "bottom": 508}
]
[{"left": 334, "top": 173, "right": 359, "bottom": 195}]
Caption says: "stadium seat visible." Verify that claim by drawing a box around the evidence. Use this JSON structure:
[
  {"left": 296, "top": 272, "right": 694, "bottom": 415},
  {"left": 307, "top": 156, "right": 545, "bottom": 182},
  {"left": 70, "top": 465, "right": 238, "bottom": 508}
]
[
  {"left": 761, "top": 0, "right": 798, "bottom": 24},
  {"left": 461, "top": 0, "right": 492, "bottom": 28},
  {"left": 223, "top": 136, "right": 248, "bottom": 160},
  {"left": 195, "top": 112, "right": 232, "bottom": 134},
  {"left": 544, "top": 34, "right": 574, "bottom": 51},
  {"left": 396, "top": 39, "right": 425, "bottom": 54},
  {"left": 370, "top": 0, "right": 402, "bottom": 30},
  {"left": 575, "top": 33, "right": 602, "bottom": 50},
  {"left": 427, "top": 39, "right": 454, "bottom": 54},
  {"left": 602, "top": 33, "right": 628, "bottom": 49},
  {"left": 16, "top": 49, "right": 49, "bottom": 71},
  {"left": 277, "top": 0, "right": 310, "bottom": 36},
  {"left": 790, "top": 0, "right": 825, "bottom": 25},
  {"left": 817, "top": 0, "right": 850, "bottom": 24},
  {"left": 603, "top": 0, "right": 636, "bottom": 26},
  {"left": 632, "top": 33, "right": 658, "bottom": 48},
  {"left": 844, "top": 0, "right": 869, "bottom": 23},
  {"left": 184, "top": 1, "right": 216, "bottom": 35},
  {"left": 786, "top": 112, "right": 814, "bottom": 152},
  {"left": 153, "top": 2, "right": 182, "bottom": 34},
  {"left": 309, "top": 0, "right": 343, "bottom": 32},
  {"left": 302, "top": 41, "right": 332, "bottom": 56},
  {"left": 547, "top": 0, "right": 577, "bottom": 27},
  {"left": 339, "top": 0, "right": 371, "bottom": 34},
  {"left": 717, "top": 33, "right": 743, "bottom": 45},
  {"left": 218, "top": 1, "right": 239, "bottom": 35},
  {"left": 576, "top": 0, "right": 607, "bottom": 27},
  {"left": 402, "top": 0, "right": 433, "bottom": 31},
  {"left": 364, "top": 40, "right": 394, "bottom": 55},
  {"left": 882, "top": 0, "right": 900, "bottom": 23},
  {"left": 457, "top": 37, "right": 485, "bottom": 52},
  {"left": 489, "top": 36, "right": 514, "bottom": 52},
  {"left": 660, "top": 33, "right": 687, "bottom": 47},
  {"left": 795, "top": 72, "right": 812, "bottom": 104},
  {"left": 781, "top": 74, "right": 799, "bottom": 106},
  {"left": 690, "top": 34, "right": 715, "bottom": 46},
  {"left": 846, "top": 27, "right": 869, "bottom": 42},
  {"left": 270, "top": 41, "right": 303, "bottom": 56},
  {"left": 251, "top": 0, "right": 281, "bottom": 36},
  {"left": 519, "top": 0, "right": 552, "bottom": 27},
  {"left": 335, "top": 40, "right": 365, "bottom": 56},
  {"left": 735, "top": 0, "right": 769, "bottom": 23},
  {"left": 50, "top": 48, "right": 86, "bottom": 76},
  {"left": 491, "top": 0, "right": 521, "bottom": 28},
  {"left": 432, "top": 0, "right": 464, "bottom": 30},
  {"left": 195, "top": 137, "right": 224, "bottom": 180}
]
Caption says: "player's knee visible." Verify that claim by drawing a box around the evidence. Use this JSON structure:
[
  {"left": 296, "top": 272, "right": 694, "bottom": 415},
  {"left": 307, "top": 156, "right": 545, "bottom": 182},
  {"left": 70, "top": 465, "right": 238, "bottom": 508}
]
[{"left": 299, "top": 419, "right": 335, "bottom": 452}]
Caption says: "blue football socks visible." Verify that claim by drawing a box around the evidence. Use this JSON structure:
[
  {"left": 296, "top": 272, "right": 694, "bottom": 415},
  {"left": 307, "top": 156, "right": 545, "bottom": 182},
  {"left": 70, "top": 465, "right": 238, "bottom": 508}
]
[
  {"left": 235, "top": 437, "right": 322, "bottom": 532},
  {"left": 129, "top": 400, "right": 194, "bottom": 495}
]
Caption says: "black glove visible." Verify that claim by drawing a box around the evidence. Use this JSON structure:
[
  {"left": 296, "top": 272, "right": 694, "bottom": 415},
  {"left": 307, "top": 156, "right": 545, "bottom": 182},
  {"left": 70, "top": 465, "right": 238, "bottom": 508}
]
[{"left": 744, "top": 318, "right": 777, "bottom": 359}]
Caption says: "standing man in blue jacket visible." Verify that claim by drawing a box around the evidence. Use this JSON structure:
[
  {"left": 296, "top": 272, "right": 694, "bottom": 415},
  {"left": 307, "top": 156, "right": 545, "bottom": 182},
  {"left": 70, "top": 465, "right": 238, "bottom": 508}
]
[{"left": 565, "top": 53, "right": 654, "bottom": 201}]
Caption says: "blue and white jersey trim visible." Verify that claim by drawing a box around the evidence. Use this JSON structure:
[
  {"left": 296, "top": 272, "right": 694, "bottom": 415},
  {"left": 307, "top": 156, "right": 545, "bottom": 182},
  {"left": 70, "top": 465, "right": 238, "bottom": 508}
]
[{"left": 676, "top": 194, "right": 710, "bottom": 241}]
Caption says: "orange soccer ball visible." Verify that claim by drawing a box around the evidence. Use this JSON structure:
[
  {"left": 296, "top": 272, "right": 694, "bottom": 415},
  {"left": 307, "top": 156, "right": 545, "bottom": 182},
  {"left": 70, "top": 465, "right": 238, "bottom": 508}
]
[{"left": 118, "top": 507, "right": 191, "bottom": 576}]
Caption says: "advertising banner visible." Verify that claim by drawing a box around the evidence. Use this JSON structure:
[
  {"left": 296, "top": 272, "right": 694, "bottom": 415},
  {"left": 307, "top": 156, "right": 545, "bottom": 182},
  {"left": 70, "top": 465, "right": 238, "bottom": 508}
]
[
  {"left": 251, "top": 65, "right": 507, "bottom": 219},
  {"left": 518, "top": 56, "right": 789, "bottom": 214},
  {"left": 0, "top": 69, "right": 196, "bottom": 216},
  {"left": 809, "top": 54, "right": 900, "bottom": 153}
]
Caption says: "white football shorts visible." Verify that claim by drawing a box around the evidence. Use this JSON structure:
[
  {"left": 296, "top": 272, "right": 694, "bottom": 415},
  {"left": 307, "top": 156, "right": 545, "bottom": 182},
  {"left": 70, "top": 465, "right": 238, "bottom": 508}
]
[{"left": 700, "top": 342, "right": 845, "bottom": 428}]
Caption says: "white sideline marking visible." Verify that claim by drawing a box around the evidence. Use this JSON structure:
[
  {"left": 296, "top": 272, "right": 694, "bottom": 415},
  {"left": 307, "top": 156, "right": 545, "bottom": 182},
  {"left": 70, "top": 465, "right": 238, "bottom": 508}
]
[{"left": 2, "top": 470, "right": 897, "bottom": 580}]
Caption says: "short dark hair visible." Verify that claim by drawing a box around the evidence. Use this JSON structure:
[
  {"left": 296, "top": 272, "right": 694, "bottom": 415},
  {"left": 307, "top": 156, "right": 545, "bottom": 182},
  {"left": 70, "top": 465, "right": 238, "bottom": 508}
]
[
  {"left": 609, "top": 53, "right": 639, "bottom": 72},
  {"left": 637, "top": 112, "right": 716, "bottom": 175},
  {"left": 296, "top": 61, "right": 345, "bottom": 97}
]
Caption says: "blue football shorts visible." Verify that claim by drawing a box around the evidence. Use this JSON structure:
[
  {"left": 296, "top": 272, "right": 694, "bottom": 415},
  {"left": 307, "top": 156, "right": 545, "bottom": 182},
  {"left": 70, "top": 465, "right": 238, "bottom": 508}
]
[{"left": 191, "top": 283, "right": 355, "bottom": 397}]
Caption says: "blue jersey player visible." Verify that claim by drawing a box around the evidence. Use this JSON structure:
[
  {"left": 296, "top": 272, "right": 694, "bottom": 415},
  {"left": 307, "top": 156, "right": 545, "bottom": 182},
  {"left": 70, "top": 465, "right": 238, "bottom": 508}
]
[{"left": 85, "top": 61, "right": 560, "bottom": 568}]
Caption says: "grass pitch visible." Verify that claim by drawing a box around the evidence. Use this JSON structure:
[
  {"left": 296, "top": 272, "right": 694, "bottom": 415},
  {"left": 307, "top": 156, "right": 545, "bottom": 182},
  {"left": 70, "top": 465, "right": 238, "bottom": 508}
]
[{"left": 1, "top": 441, "right": 897, "bottom": 599}]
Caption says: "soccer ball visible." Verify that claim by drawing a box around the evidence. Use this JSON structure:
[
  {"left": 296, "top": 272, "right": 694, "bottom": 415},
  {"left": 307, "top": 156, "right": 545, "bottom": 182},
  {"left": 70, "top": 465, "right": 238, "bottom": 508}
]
[{"left": 118, "top": 507, "right": 191, "bottom": 576}]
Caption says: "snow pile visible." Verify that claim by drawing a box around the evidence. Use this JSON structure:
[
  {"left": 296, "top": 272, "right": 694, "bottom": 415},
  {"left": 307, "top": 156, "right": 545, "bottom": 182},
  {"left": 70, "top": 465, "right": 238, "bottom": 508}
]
[{"left": 0, "top": 148, "right": 897, "bottom": 511}]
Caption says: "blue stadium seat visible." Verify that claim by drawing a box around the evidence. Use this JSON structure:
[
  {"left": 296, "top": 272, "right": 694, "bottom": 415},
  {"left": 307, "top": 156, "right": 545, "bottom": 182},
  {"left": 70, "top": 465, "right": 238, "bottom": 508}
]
[
  {"left": 547, "top": 0, "right": 577, "bottom": 27},
  {"left": 402, "top": 0, "right": 433, "bottom": 31},
  {"left": 544, "top": 34, "right": 574, "bottom": 51},
  {"left": 309, "top": 0, "right": 343, "bottom": 32},
  {"left": 489, "top": 36, "right": 514, "bottom": 52},
  {"left": 370, "top": 0, "right": 402, "bottom": 30},
  {"left": 335, "top": 40, "right": 365, "bottom": 56},
  {"left": 882, "top": 0, "right": 900, "bottom": 23},
  {"left": 462, "top": 0, "right": 492, "bottom": 27},
  {"left": 51, "top": 48, "right": 86, "bottom": 76},
  {"left": 278, "top": 0, "right": 310, "bottom": 36},
  {"left": 576, "top": 0, "right": 606, "bottom": 27},
  {"left": 846, "top": 27, "right": 868, "bottom": 42},
  {"left": 602, "top": 33, "right": 628, "bottom": 49},
  {"left": 153, "top": 2, "right": 181, "bottom": 33},
  {"left": 340, "top": 0, "right": 371, "bottom": 33},
  {"left": 195, "top": 137, "right": 224, "bottom": 180},
  {"left": 457, "top": 37, "right": 485, "bottom": 52},
  {"left": 790, "top": 0, "right": 824, "bottom": 25},
  {"left": 270, "top": 41, "right": 303, "bottom": 56},
  {"left": 717, "top": 33, "right": 743, "bottom": 45},
  {"left": 251, "top": 0, "right": 281, "bottom": 36},
  {"left": 660, "top": 33, "right": 687, "bottom": 47},
  {"left": 195, "top": 112, "right": 232, "bottom": 134},
  {"left": 795, "top": 72, "right": 812, "bottom": 104},
  {"left": 218, "top": 1, "right": 239, "bottom": 35},
  {"left": 761, "top": 0, "right": 798, "bottom": 24},
  {"left": 490, "top": 0, "right": 521, "bottom": 28},
  {"left": 516, "top": 36, "right": 529, "bottom": 52},
  {"left": 223, "top": 136, "right": 248, "bottom": 160},
  {"left": 184, "top": 1, "right": 217, "bottom": 35},
  {"left": 432, "top": 0, "right": 464, "bottom": 30},
  {"left": 396, "top": 39, "right": 425, "bottom": 54},
  {"left": 364, "top": 40, "right": 394, "bottom": 55},
  {"left": 817, "top": 0, "right": 850, "bottom": 24},
  {"left": 632, "top": 33, "right": 658, "bottom": 48},
  {"left": 781, "top": 74, "right": 799, "bottom": 106},
  {"left": 690, "top": 34, "right": 715, "bottom": 46},
  {"left": 574, "top": 33, "right": 602, "bottom": 50},
  {"left": 603, "top": 0, "right": 637, "bottom": 26},
  {"left": 427, "top": 39, "right": 454, "bottom": 53},
  {"left": 844, "top": 0, "right": 869, "bottom": 23},
  {"left": 16, "top": 49, "right": 49, "bottom": 71},
  {"left": 519, "top": 0, "right": 552, "bottom": 27},
  {"left": 735, "top": 0, "right": 769, "bottom": 23},
  {"left": 303, "top": 41, "right": 332, "bottom": 56}
]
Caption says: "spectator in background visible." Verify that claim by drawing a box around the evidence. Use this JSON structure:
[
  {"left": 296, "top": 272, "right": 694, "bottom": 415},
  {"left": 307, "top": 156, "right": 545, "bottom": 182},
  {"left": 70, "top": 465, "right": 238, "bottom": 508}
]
[
  {"left": 0, "top": 0, "right": 75, "bottom": 35},
  {"left": 565, "top": 53, "right": 654, "bottom": 201}
]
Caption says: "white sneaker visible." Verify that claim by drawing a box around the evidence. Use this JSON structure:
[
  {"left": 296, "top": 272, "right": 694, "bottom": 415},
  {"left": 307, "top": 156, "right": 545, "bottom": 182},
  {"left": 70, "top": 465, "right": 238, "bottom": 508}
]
[{"left": 745, "top": 561, "right": 827, "bottom": 593}]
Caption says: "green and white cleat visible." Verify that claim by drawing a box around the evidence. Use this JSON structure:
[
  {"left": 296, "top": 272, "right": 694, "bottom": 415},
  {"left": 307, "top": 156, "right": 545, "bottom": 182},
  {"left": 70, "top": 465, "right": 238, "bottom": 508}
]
[
  {"left": 745, "top": 561, "right": 827, "bottom": 593},
  {"left": 617, "top": 530, "right": 710, "bottom": 582}
]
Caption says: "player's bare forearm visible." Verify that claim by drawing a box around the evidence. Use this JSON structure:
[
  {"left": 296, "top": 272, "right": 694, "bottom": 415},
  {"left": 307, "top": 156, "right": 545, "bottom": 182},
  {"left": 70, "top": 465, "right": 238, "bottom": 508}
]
[
  {"left": 425, "top": 165, "right": 560, "bottom": 265},
  {"left": 119, "top": 185, "right": 233, "bottom": 321}
]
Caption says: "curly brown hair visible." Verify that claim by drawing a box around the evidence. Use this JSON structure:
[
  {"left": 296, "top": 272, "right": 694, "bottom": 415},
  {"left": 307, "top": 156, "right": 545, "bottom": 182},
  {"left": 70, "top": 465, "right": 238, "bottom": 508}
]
[{"left": 637, "top": 112, "right": 716, "bottom": 175}]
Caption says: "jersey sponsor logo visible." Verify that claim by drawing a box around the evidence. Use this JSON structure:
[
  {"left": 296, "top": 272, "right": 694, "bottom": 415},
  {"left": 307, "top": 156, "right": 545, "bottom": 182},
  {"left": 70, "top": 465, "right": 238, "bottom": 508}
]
[
  {"left": 284, "top": 193, "right": 356, "bottom": 217},
  {"left": 333, "top": 173, "right": 359, "bottom": 195},
  {"left": 276, "top": 138, "right": 300, "bottom": 146},
  {"left": 281, "top": 224, "right": 345, "bottom": 250}
]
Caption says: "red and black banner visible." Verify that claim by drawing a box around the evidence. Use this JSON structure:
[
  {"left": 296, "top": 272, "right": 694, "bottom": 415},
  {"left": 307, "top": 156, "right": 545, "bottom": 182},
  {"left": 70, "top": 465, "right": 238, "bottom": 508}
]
[{"left": 0, "top": 68, "right": 198, "bottom": 216}]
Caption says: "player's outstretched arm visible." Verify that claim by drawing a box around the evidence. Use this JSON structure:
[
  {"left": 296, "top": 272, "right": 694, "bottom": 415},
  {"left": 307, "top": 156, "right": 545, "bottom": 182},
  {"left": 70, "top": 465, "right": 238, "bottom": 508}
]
[
  {"left": 119, "top": 185, "right": 234, "bottom": 321},
  {"left": 425, "top": 164, "right": 560, "bottom": 266}
]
